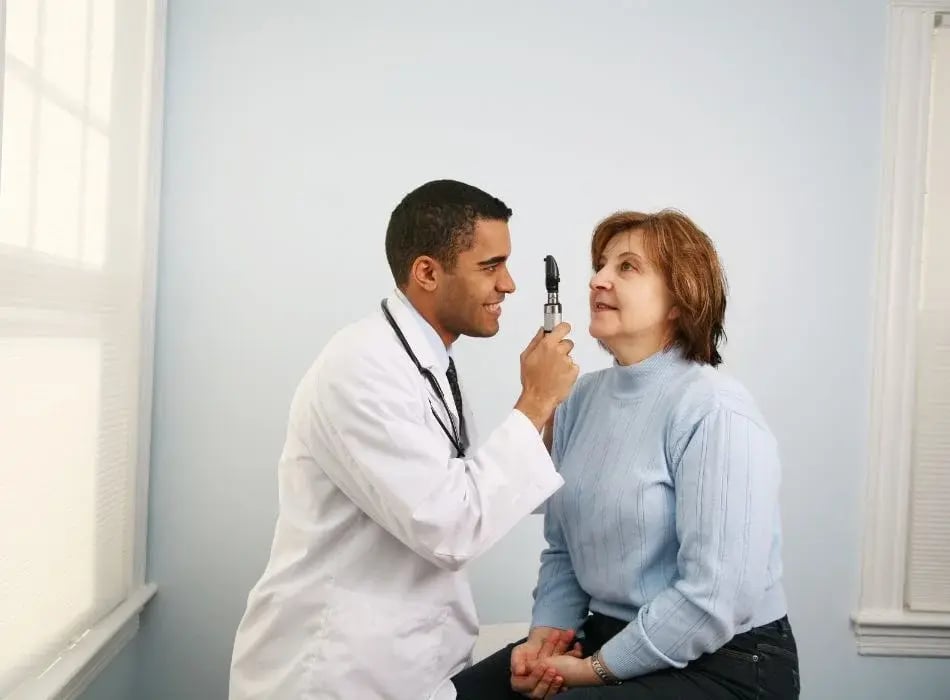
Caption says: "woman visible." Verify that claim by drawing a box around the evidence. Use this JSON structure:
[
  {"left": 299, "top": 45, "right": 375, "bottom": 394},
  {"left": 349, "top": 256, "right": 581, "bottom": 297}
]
[{"left": 453, "top": 209, "right": 799, "bottom": 699}]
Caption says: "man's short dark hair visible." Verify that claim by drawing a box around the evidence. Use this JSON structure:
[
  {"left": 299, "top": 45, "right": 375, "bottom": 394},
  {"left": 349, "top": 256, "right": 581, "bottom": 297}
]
[{"left": 385, "top": 179, "right": 512, "bottom": 287}]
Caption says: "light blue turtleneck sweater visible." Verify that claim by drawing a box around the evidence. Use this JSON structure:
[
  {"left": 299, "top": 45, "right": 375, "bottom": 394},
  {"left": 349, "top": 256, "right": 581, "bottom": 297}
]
[{"left": 530, "top": 347, "right": 787, "bottom": 679}]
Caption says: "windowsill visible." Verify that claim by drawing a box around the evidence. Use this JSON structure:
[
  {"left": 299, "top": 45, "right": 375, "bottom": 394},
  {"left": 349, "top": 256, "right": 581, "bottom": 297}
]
[
  {"left": 852, "top": 608, "right": 950, "bottom": 656},
  {"left": 5, "top": 583, "right": 157, "bottom": 700}
]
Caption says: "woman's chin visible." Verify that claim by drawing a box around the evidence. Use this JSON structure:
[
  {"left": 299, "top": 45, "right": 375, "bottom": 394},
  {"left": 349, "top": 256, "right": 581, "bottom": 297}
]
[{"left": 588, "top": 320, "right": 615, "bottom": 343}]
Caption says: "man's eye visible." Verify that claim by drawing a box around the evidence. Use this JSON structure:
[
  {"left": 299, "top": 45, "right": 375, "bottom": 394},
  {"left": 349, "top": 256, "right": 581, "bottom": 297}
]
[{"left": 485, "top": 264, "right": 498, "bottom": 272}]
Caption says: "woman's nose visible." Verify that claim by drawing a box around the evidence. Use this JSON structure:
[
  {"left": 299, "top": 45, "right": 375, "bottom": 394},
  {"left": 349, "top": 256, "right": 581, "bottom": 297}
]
[{"left": 590, "top": 269, "right": 611, "bottom": 290}]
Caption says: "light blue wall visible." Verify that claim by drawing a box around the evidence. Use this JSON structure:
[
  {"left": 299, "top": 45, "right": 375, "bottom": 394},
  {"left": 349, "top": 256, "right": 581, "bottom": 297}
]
[
  {"left": 78, "top": 636, "right": 137, "bottom": 700},
  {"left": 83, "top": 0, "right": 950, "bottom": 698}
]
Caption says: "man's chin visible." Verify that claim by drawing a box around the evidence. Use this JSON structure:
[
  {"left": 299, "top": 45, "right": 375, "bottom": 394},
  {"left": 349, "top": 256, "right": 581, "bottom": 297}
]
[{"left": 460, "top": 321, "right": 500, "bottom": 339}]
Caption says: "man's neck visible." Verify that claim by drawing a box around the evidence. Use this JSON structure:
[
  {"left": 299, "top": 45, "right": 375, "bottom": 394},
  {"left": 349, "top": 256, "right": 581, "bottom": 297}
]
[{"left": 399, "top": 287, "right": 457, "bottom": 349}]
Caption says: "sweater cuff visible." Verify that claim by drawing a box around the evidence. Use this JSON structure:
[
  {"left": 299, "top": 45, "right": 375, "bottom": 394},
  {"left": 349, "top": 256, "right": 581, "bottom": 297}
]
[
  {"left": 530, "top": 608, "right": 581, "bottom": 633},
  {"left": 597, "top": 614, "right": 681, "bottom": 679}
]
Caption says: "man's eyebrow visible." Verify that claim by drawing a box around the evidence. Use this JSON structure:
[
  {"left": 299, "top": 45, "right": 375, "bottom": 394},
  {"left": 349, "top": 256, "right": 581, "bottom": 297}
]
[{"left": 477, "top": 255, "right": 508, "bottom": 266}]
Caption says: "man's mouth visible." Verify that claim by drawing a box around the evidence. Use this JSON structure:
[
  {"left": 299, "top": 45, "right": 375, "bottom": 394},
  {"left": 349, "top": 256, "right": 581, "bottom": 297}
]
[{"left": 484, "top": 301, "right": 503, "bottom": 316}]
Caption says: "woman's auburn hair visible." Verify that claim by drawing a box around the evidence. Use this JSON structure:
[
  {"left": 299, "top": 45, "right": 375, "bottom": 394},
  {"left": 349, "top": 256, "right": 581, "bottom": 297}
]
[{"left": 590, "top": 209, "right": 728, "bottom": 367}]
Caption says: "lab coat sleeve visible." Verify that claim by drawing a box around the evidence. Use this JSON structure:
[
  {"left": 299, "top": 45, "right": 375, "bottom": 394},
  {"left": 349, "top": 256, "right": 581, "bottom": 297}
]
[{"left": 310, "top": 352, "right": 564, "bottom": 571}]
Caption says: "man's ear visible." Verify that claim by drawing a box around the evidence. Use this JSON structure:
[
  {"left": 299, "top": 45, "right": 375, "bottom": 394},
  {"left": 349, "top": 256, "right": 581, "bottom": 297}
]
[{"left": 409, "top": 256, "right": 441, "bottom": 292}]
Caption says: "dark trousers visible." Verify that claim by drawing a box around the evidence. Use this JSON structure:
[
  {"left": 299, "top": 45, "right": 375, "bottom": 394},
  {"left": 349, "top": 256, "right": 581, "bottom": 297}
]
[{"left": 452, "top": 613, "right": 800, "bottom": 699}]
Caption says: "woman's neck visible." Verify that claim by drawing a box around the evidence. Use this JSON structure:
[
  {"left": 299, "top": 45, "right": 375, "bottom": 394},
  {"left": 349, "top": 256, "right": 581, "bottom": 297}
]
[{"left": 607, "top": 333, "right": 671, "bottom": 366}]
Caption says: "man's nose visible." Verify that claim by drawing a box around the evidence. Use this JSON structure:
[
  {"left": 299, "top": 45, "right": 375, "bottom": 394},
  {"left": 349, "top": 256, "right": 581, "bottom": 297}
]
[{"left": 498, "top": 267, "right": 516, "bottom": 293}]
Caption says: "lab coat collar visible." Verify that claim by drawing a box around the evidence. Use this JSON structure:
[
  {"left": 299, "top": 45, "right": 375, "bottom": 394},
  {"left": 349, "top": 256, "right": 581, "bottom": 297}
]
[{"left": 387, "top": 289, "right": 452, "bottom": 373}]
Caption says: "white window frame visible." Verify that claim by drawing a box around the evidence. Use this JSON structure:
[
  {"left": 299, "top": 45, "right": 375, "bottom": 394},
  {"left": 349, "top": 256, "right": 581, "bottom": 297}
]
[
  {"left": 852, "top": 0, "right": 950, "bottom": 657},
  {"left": 1, "top": 1, "right": 166, "bottom": 697}
]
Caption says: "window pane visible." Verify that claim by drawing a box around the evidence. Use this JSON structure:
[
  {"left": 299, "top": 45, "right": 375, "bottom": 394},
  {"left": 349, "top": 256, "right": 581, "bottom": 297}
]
[
  {"left": 0, "top": 335, "right": 100, "bottom": 694},
  {"left": 82, "top": 127, "right": 109, "bottom": 268},
  {"left": 0, "top": 71, "right": 34, "bottom": 249},
  {"left": 40, "top": 0, "right": 89, "bottom": 106},
  {"left": 34, "top": 96, "right": 82, "bottom": 261},
  {"left": 5, "top": 0, "right": 40, "bottom": 67},
  {"left": 88, "top": 0, "right": 116, "bottom": 124}
]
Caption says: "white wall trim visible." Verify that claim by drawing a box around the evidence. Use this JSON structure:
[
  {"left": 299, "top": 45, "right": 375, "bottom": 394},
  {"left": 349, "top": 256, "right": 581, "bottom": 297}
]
[
  {"left": 133, "top": 0, "right": 168, "bottom": 589},
  {"left": 4, "top": 584, "right": 158, "bottom": 700},
  {"left": 853, "top": 609, "right": 950, "bottom": 657},
  {"left": 893, "top": 0, "right": 950, "bottom": 9},
  {"left": 853, "top": 0, "right": 950, "bottom": 656}
]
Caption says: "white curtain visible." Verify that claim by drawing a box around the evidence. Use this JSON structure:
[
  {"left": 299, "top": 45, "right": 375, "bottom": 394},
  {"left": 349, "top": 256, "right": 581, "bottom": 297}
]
[
  {"left": 906, "top": 19, "right": 950, "bottom": 613},
  {"left": 0, "top": 0, "right": 158, "bottom": 693}
]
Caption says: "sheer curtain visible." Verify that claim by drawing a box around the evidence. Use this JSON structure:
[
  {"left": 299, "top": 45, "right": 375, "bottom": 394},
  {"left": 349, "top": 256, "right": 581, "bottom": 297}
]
[
  {"left": 0, "top": 0, "right": 161, "bottom": 694},
  {"left": 906, "top": 19, "right": 950, "bottom": 613}
]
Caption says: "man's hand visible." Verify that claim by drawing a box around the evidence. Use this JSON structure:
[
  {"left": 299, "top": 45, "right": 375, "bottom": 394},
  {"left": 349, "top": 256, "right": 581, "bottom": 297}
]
[
  {"left": 516, "top": 324, "right": 579, "bottom": 431},
  {"left": 510, "top": 628, "right": 582, "bottom": 697}
]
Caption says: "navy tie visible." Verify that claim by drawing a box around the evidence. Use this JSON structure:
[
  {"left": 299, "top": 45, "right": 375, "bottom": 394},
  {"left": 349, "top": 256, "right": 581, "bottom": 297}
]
[{"left": 445, "top": 358, "right": 469, "bottom": 451}]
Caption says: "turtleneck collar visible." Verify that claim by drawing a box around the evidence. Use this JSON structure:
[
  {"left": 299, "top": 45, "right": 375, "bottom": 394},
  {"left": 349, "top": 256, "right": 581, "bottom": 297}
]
[{"left": 608, "top": 344, "right": 690, "bottom": 397}]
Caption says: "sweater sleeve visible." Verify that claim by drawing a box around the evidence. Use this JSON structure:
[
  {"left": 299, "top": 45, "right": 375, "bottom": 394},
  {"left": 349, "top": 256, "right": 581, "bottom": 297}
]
[{"left": 530, "top": 403, "right": 591, "bottom": 631}]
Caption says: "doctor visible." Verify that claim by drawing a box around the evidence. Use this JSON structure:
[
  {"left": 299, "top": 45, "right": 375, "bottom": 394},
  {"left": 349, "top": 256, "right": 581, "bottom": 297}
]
[{"left": 229, "top": 179, "right": 579, "bottom": 700}]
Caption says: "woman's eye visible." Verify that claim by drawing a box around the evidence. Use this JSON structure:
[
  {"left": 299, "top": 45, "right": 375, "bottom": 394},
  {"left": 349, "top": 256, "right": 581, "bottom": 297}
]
[{"left": 620, "top": 261, "right": 636, "bottom": 272}]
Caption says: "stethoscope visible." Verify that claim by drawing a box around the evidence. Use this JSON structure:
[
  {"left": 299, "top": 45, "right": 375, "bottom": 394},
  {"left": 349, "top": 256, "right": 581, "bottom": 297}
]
[{"left": 380, "top": 299, "right": 467, "bottom": 458}]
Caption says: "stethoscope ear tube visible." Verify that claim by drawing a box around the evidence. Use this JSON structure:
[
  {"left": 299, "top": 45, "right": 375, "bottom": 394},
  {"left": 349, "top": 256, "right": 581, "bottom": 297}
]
[{"left": 380, "top": 300, "right": 466, "bottom": 457}]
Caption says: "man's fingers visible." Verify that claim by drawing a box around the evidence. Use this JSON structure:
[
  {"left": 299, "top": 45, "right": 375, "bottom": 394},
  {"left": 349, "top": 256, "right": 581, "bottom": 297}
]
[
  {"left": 568, "top": 641, "right": 583, "bottom": 658},
  {"left": 542, "top": 322, "right": 572, "bottom": 344},
  {"left": 523, "top": 327, "right": 546, "bottom": 355},
  {"left": 556, "top": 338, "right": 575, "bottom": 355}
]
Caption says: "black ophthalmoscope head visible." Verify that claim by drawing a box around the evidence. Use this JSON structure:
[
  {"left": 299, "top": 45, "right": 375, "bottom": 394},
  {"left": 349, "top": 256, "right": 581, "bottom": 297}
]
[{"left": 544, "top": 255, "right": 560, "bottom": 294}]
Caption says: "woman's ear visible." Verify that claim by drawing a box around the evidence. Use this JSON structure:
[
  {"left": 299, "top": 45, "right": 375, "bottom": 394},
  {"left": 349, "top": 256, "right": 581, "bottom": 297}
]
[{"left": 667, "top": 306, "right": 680, "bottom": 320}]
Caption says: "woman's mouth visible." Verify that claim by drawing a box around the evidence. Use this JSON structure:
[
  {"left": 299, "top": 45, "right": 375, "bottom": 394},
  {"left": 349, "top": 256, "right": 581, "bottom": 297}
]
[{"left": 592, "top": 302, "right": 617, "bottom": 313}]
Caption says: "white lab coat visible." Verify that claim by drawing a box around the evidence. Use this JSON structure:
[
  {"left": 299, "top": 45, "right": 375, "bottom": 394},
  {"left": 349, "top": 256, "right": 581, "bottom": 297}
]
[{"left": 228, "top": 291, "right": 563, "bottom": 700}]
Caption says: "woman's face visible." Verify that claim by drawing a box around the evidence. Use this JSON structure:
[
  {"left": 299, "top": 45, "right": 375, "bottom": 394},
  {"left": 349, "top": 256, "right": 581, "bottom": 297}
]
[{"left": 588, "top": 228, "right": 676, "bottom": 356}]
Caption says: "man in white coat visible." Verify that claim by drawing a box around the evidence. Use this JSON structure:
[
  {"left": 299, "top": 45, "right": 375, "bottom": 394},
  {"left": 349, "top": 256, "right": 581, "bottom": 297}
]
[{"left": 229, "top": 179, "right": 579, "bottom": 699}]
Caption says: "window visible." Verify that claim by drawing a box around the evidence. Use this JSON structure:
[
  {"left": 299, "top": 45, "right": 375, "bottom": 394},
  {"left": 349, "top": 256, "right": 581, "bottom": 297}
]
[
  {"left": 0, "top": 1, "right": 165, "bottom": 697},
  {"left": 853, "top": 1, "right": 950, "bottom": 656}
]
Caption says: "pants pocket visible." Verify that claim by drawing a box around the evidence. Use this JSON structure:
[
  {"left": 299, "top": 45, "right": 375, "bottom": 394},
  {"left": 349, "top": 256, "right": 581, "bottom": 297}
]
[{"left": 755, "top": 642, "right": 800, "bottom": 699}]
